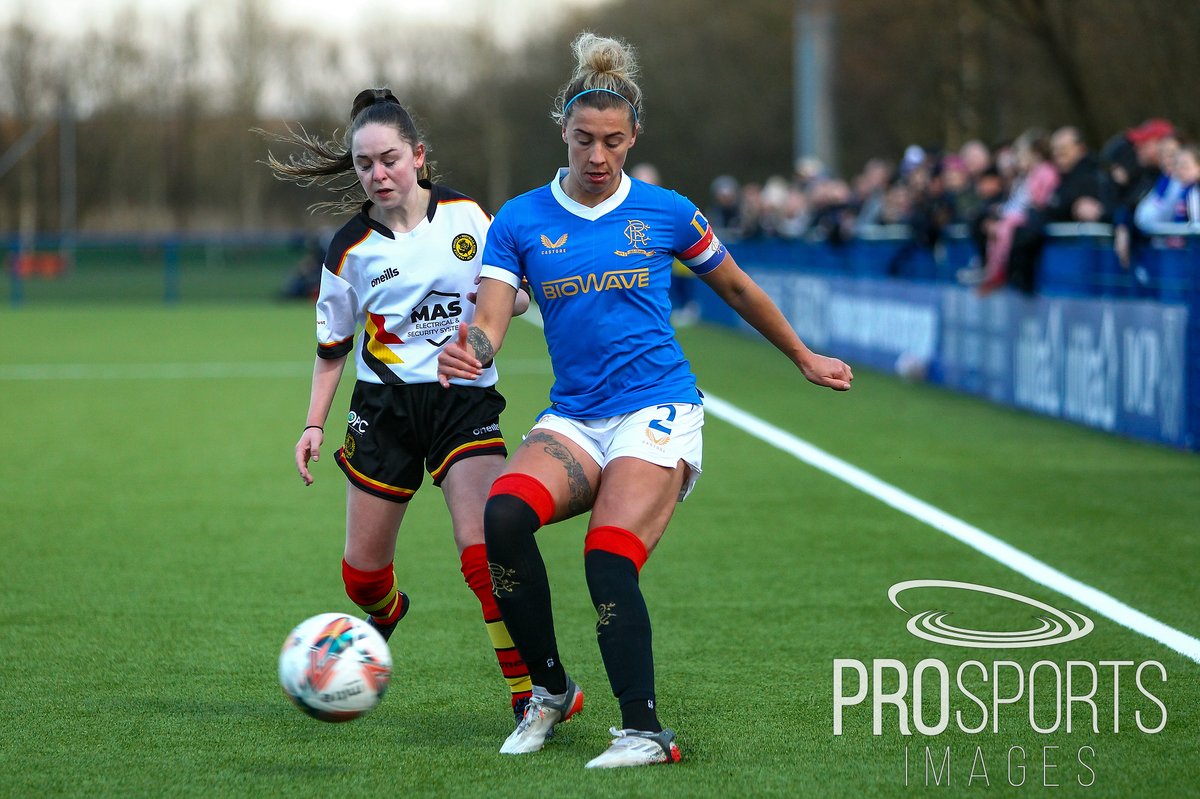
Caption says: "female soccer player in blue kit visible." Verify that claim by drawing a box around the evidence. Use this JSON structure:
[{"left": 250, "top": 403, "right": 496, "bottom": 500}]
[
  {"left": 267, "top": 89, "right": 534, "bottom": 724},
  {"left": 437, "top": 34, "right": 853, "bottom": 768}
]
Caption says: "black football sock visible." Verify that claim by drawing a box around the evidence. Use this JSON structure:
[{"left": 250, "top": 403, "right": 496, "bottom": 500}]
[
  {"left": 585, "top": 549, "right": 661, "bottom": 732},
  {"left": 484, "top": 493, "right": 567, "bottom": 695}
]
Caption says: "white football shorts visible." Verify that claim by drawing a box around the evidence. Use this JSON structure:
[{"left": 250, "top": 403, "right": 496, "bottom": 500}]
[{"left": 531, "top": 403, "right": 704, "bottom": 502}]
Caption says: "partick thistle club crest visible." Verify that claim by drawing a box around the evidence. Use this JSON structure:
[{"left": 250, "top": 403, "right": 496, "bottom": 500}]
[{"left": 452, "top": 233, "right": 477, "bottom": 261}]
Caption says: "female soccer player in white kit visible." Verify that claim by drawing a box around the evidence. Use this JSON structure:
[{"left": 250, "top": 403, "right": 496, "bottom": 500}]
[
  {"left": 437, "top": 35, "right": 853, "bottom": 767},
  {"left": 267, "top": 89, "right": 534, "bottom": 724}
]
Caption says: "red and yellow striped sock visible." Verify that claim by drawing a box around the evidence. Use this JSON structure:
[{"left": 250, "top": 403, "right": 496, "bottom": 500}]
[
  {"left": 461, "top": 543, "right": 533, "bottom": 709},
  {"left": 342, "top": 559, "right": 407, "bottom": 625}
]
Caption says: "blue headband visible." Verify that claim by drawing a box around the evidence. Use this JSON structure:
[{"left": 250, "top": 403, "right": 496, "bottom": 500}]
[{"left": 563, "top": 88, "right": 638, "bottom": 124}]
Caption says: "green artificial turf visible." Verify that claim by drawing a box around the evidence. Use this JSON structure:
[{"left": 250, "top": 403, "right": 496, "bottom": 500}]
[{"left": 1, "top": 305, "right": 1196, "bottom": 797}]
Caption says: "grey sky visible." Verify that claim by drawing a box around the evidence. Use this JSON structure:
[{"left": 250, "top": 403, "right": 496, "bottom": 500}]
[{"left": 2, "top": 0, "right": 612, "bottom": 47}]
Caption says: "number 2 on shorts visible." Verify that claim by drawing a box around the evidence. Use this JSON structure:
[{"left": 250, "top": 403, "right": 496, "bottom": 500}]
[{"left": 648, "top": 404, "right": 676, "bottom": 436}]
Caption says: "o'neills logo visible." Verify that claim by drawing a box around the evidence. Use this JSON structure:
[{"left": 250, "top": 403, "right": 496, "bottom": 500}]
[
  {"left": 371, "top": 267, "right": 399, "bottom": 287},
  {"left": 833, "top": 580, "right": 1168, "bottom": 789}
]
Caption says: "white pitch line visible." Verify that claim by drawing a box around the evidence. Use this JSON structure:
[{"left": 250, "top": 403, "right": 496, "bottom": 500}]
[
  {"left": 521, "top": 311, "right": 1197, "bottom": 661},
  {"left": 701, "top": 392, "right": 1200, "bottom": 664}
]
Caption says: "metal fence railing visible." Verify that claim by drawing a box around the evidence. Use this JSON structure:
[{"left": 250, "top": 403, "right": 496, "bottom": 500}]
[
  {"left": 4, "top": 233, "right": 318, "bottom": 307},
  {"left": 718, "top": 225, "right": 1200, "bottom": 304}
]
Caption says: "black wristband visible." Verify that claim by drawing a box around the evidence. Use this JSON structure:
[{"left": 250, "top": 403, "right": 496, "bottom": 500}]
[{"left": 304, "top": 425, "right": 323, "bottom": 432}]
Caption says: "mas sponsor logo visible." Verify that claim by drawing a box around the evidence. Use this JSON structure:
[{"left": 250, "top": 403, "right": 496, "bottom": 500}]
[
  {"left": 833, "top": 581, "right": 1167, "bottom": 789},
  {"left": 409, "top": 290, "right": 463, "bottom": 346}
]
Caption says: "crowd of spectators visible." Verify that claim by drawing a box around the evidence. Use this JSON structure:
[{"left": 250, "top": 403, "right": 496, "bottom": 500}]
[{"left": 695, "top": 117, "right": 1197, "bottom": 295}]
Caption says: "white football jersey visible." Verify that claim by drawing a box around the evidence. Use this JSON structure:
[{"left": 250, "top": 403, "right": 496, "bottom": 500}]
[{"left": 315, "top": 184, "right": 498, "bottom": 387}]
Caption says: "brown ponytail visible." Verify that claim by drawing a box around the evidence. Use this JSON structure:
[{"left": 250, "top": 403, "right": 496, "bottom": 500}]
[{"left": 261, "top": 88, "right": 433, "bottom": 215}]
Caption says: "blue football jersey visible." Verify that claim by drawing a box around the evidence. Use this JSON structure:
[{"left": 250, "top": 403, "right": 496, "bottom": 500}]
[{"left": 480, "top": 169, "right": 727, "bottom": 418}]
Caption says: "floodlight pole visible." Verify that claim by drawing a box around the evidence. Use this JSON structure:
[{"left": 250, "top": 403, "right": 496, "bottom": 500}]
[
  {"left": 794, "top": 0, "right": 838, "bottom": 175},
  {"left": 59, "top": 87, "right": 77, "bottom": 270},
  {"left": 0, "top": 121, "right": 51, "bottom": 308}
]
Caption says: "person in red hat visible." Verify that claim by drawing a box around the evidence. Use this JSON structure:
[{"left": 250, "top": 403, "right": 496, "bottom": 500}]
[{"left": 1101, "top": 118, "right": 1178, "bottom": 267}]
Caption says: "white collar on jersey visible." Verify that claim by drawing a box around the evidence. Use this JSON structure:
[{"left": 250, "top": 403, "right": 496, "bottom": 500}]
[{"left": 550, "top": 167, "right": 632, "bottom": 221}]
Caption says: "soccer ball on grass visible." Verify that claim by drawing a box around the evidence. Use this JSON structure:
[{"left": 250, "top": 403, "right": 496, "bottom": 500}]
[{"left": 278, "top": 613, "right": 391, "bottom": 722}]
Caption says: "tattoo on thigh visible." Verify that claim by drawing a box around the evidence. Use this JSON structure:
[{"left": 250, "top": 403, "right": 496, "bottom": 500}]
[
  {"left": 467, "top": 325, "right": 495, "bottom": 364},
  {"left": 524, "top": 431, "right": 594, "bottom": 515}
]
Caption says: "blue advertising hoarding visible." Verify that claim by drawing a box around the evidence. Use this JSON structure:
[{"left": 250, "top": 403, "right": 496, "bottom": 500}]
[{"left": 698, "top": 267, "right": 1194, "bottom": 450}]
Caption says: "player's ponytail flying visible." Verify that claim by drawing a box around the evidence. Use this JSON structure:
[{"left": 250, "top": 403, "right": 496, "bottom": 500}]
[{"left": 260, "top": 88, "right": 434, "bottom": 215}]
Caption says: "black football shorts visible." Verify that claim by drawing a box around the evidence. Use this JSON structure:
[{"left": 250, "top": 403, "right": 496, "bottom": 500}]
[{"left": 334, "top": 381, "right": 507, "bottom": 502}]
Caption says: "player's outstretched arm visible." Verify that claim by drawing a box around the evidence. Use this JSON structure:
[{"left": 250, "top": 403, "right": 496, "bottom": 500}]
[
  {"left": 700, "top": 254, "right": 853, "bottom": 391},
  {"left": 437, "top": 276, "right": 518, "bottom": 387},
  {"left": 296, "top": 354, "right": 347, "bottom": 484}
]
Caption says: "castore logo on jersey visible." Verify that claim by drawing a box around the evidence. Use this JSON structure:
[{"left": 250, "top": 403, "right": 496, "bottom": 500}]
[{"left": 540, "top": 233, "right": 569, "bottom": 254}]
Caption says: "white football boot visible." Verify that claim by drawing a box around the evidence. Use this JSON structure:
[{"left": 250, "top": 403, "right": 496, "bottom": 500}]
[
  {"left": 584, "top": 727, "right": 682, "bottom": 768},
  {"left": 499, "top": 678, "right": 584, "bottom": 754}
]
